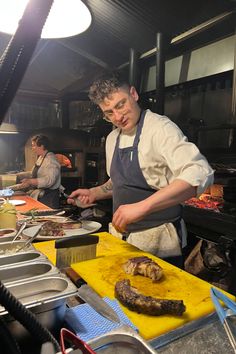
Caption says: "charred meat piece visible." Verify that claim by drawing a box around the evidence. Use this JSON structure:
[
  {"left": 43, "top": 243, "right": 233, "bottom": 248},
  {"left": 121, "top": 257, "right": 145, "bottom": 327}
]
[
  {"left": 123, "top": 256, "right": 163, "bottom": 281},
  {"left": 40, "top": 221, "right": 65, "bottom": 237},
  {"left": 61, "top": 221, "right": 82, "bottom": 229},
  {"left": 115, "top": 279, "right": 186, "bottom": 316}
]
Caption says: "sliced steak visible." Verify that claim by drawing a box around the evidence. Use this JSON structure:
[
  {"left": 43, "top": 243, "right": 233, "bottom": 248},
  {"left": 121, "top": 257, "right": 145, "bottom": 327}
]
[{"left": 123, "top": 256, "right": 163, "bottom": 281}]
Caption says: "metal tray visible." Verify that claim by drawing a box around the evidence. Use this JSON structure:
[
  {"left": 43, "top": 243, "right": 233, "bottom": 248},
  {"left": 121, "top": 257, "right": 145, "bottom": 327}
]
[
  {"left": 0, "top": 240, "right": 35, "bottom": 256},
  {"left": 0, "top": 260, "right": 59, "bottom": 284},
  {"left": 88, "top": 325, "right": 157, "bottom": 354},
  {"left": 0, "top": 250, "right": 46, "bottom": 267},
  {"left": 1, "top": 276, "right": 78, "bottom": 341},
  {"left": 0, "top": 235, "right": 17, "bottom": 243}
]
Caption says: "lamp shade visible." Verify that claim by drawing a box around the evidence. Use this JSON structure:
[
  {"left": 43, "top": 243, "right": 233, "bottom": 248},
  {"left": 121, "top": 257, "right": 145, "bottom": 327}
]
[{"left": 0, "top": 0, "right": 92, "bottom": 38}]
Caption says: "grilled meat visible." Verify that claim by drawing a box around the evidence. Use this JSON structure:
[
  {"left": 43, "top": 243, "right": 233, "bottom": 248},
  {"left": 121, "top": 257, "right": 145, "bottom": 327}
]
[
  {"left": 61, "top": 221, "right": 82, "bottom": 229},
  {"left": 123, "top": 256, "right": 163, "bottom": 281},
  {"left": 115, "top": 279, "right": 186, "bottom": 316},
  {"left": 40, "top": 221, "right": 65, "bottom": 237}
]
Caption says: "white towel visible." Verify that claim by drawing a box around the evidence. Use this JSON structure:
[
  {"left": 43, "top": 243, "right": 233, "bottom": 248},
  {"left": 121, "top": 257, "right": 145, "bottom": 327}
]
[{"left": 109, "top": 222, "right": 181, "bottom": 257}]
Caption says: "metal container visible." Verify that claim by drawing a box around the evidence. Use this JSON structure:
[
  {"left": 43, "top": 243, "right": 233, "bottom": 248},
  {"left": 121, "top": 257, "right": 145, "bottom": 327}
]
[
  {"left": 88, "top": 325, "right": 157, "bottom": 354},
  {"left": 0, "top": 250, "right": 46, "bottom": 267},
  {"left": 0, "top": 240, "right": 34, "bottom": 256},
  {"left": 0, "top": 261, "right": 59, "bottom": 284},
  {"left": 0, "top": 235, "right": 17, "bottom": 243},
  {"left": 1, "top": 276, "right": 78, "bottom": 341}
]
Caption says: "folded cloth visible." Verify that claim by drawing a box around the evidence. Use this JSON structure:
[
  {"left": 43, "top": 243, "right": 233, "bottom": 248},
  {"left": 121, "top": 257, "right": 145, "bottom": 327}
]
[{"left": 64, "top": 297, "right": 138, "bottom": 342}]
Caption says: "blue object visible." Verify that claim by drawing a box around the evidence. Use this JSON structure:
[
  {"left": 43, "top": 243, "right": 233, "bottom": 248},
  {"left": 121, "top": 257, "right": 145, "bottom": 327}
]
[
  {"left": 64, "top": 297, "right": 138, "bottom": 342},
  {"left": 0, "top": 188, "right": 14, "bottom": 197},
  {"left": 210, "top": 287, "right": 236, "bottom": 324}
]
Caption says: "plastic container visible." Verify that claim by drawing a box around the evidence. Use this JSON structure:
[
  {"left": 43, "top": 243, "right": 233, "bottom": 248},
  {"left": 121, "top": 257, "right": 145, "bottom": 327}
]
[{"left": 0, "top": 199, "right": 17, "bottom": 229}]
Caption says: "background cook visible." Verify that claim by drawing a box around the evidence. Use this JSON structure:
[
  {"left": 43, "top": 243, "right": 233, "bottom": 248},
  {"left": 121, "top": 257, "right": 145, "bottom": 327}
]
[{"left": 16, "top": 134, "right": 61, "bottom": 209}]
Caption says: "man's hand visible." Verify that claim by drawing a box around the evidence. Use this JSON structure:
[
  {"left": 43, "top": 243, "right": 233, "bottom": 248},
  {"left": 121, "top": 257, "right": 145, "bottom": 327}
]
[
  {"left": 20, "top": 179, "right": 32, "bottom": 189},
  {"left": 112, "top": 201, "right": 147, "bottom": 233},
  {"left": 67, "top": 188, "right": 96, "bottom": 206}
]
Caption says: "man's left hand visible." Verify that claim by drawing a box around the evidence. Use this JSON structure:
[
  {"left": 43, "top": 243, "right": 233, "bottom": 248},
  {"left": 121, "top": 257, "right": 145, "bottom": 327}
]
[{"left": 112, "top": 202, "right": 146, "bottom": 233}]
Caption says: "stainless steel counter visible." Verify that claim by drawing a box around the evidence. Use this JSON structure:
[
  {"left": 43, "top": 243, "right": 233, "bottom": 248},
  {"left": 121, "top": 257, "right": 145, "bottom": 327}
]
[{"left": 150, "top": 313, "right": 235, "bottom": 353}]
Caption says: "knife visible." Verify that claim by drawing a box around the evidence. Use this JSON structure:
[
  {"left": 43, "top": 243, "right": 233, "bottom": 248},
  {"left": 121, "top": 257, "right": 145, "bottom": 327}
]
[{"left": 65, "top": 267, "right": 120, "bottom": 323}]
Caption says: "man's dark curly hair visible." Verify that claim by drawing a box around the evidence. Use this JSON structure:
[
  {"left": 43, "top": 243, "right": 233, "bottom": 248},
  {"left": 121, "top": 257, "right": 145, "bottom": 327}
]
[{"left": 88, "top": 70, "right": 130, "bottom": 105}]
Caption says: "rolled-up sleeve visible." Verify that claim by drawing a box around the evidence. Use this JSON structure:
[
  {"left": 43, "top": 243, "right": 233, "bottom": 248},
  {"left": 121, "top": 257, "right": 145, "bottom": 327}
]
[{"left": 156, "top": 120, "right": 214, "bottom": 195}]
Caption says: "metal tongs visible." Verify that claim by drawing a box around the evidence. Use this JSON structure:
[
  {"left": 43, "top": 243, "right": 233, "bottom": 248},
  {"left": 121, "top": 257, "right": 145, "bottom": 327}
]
[
  {"left": 211, "top": 287, "right": 236, "bottom": 353},
  {"left": 11, "top": 221, "right": 27, "bottom": 243},
  {"left": 15, "top": 224, "right": 43, "bottom": 252}
]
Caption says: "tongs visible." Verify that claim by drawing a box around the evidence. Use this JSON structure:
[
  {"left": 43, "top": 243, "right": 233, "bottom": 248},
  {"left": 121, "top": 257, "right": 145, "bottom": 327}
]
[
  {"left": 15, "top": 224, "right": 43, "bottom": 253},
  {"left": 211, "top": 287, "right": 236, "bottom": 353},
  {"left": 11, "top": 221, "right": 27, "bottom": 243}
]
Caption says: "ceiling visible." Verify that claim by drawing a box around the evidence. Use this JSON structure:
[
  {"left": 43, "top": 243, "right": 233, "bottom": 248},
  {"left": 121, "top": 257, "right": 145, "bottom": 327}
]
[{"left": 0, "top": 0, "right": 235, "bottom": 100}]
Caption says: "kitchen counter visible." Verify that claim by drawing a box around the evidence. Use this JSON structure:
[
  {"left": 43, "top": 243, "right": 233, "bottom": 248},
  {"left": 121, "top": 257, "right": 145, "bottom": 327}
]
[
  {"left": 152, "top": 313, "right": 235, "bottom": 354},
  {"left": 13, "top": 195, "right": 51, "bottom": 213},
  {"left": 35, "top": 232, "right": 236, "bottom": 345}
]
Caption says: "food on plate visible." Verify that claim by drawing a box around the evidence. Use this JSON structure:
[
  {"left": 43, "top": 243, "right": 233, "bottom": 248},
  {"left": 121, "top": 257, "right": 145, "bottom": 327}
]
[
  {"left": 0, "top": 229, "right": 15, "bottom": 237},
  {"left": 115, "top": 279, "right": 186, "bottom": 316},
  {"left": 123, "top": 256, "right": 163, "bottom": 281},
  {"left": 40, "top": 221, "right": 65, "bottom": 237},
  {"left": 61, "top": 221, "right": 82, "bottom": 229},
  {"left": 27, "top": 218, "right": 57, "bottom": 225}
]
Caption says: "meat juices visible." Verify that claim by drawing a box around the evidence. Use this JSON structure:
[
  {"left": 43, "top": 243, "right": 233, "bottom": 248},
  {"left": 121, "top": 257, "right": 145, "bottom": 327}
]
[
  {"left": 123, "top": 256, "right": 163, "bottom": 281},
  {"left": 115, "top": 279, "right": 186, "bottom": 316}
]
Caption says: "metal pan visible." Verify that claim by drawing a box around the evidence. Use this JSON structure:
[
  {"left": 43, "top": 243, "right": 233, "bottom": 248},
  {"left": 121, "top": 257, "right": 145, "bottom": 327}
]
[
  {"left": 0, "top": 250, "right": 46, "bottom": 267},
  {"left": 0, "top": 261, "right": 59, "bottom": 285}
]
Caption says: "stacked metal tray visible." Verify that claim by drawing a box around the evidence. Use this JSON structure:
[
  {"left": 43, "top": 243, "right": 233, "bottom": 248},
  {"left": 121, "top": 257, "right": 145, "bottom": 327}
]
[{"left": 0, "top": 238, "right": 78, "bottom": 341}]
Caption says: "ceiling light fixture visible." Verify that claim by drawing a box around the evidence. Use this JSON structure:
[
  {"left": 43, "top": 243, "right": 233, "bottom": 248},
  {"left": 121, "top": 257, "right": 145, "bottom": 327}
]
[{"left": 0, "top": 0, "right": 92, "bottom": 39}]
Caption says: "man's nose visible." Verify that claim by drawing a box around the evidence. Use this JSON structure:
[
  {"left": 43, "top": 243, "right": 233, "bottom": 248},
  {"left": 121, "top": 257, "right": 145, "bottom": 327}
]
[{"left": 113, "top": 109, "right": 123, "bottom": 121}]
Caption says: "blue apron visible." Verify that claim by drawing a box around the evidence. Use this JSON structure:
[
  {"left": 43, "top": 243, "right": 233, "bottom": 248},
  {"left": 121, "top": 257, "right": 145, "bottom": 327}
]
[{"left": 110, "top": 110, "right": 182, "bottom": 233}]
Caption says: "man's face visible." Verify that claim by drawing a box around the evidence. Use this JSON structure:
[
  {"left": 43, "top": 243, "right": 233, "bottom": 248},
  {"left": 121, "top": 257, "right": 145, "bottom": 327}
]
[
  {"left": 31, "top": 141, "right": 44, "bottom": 156},
  {"left": 99, "top": 86, "right": 141, "bottom": 133}
]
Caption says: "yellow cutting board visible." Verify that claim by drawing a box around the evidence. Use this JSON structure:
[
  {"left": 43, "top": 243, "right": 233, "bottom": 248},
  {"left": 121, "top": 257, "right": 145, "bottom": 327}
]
[{"left": 71, "top": 251, "right": 236, "bottom": 341}]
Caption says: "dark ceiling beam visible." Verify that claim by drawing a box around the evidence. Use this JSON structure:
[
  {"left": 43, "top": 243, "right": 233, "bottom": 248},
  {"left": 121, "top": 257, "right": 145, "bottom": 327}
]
[
  {"left": 231, "top": 25, "right": 236, "bottom": 122},
  {"left": 140, "top": 11, "right": 235, "bottom": 61},
  {"left": 155, "top": 33, "right": 165, "bottom": 115},
  {"left": 129, "top": 48, "right": 140, "bottom": 87},
  {"left": 28, "top": 40, "right": 50, "bottom": 66},
  {"left": 56, "top": 39, "right": 110, "bottom": 69}
]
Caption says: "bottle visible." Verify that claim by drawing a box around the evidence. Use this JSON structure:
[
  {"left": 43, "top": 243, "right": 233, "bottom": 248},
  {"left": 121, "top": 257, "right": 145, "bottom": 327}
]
[{"left": 0, "top": 199, "right": 17, "bottom": 229}]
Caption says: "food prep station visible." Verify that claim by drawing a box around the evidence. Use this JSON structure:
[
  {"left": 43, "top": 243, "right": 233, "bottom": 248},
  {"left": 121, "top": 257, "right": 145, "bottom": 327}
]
[{"left": 0, "top": 196, "right": 236, "bottom": 353}]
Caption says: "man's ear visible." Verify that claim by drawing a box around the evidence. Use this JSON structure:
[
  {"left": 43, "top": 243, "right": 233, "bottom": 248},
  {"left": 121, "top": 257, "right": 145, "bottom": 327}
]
[{"left": 130, "top": 86, "right": 139, "bottom": 102}]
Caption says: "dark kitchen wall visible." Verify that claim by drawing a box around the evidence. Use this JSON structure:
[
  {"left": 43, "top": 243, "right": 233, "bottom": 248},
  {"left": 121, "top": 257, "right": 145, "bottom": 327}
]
[
  {"left": 140, "top": 34, "right": 235, "bottom": 148},
  {"left": 0, "top": 132, "right": 30, "bottom": 173}
]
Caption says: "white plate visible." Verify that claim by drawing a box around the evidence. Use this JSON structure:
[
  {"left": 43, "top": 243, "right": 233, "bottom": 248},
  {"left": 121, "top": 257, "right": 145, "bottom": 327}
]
[
  {"left": 22, "top": 221, "right": 102, "bottom": 240},
  {"left": 8, "top": 200, "right": 26, "bottom": 206}
]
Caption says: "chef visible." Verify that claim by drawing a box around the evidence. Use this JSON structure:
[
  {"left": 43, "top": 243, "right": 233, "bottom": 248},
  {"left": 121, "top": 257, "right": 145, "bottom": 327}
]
[
  {"left": 16, "top": 134, "right": 61, "bottom": 209},
  {"left": 67, "top": 71, "right": 214, "bottom": 267}
]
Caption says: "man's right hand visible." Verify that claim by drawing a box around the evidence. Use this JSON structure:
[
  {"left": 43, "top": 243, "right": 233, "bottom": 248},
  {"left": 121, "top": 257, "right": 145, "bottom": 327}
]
[{"left": 67, "top": 188, "right": 96, "bottom": 206}]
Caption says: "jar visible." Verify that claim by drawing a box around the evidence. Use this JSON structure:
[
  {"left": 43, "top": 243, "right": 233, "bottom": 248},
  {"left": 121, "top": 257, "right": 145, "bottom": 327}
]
[{"left": 0, "top": 198, "right": 17, "bottom": 229}]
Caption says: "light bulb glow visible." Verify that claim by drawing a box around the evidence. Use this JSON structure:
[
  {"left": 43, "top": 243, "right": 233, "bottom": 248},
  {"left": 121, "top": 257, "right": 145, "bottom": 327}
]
[{"left": 0, "top": 0, "right": 92, "bottom": 38}]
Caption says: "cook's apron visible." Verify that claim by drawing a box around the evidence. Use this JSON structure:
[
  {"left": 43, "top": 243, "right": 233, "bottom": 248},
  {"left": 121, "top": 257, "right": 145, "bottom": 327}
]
[
  {"left": 110, "top": 110, "right": 182, "bottom": 232},
  {"left": 30, "top": 153, "right": 59, "bottom": 209},
  {"left": 110, "top": 110, "right": 184, "bottom": 263}
]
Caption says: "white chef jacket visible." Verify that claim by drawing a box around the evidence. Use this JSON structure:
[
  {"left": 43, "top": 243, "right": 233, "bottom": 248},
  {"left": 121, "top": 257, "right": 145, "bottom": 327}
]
[
  {"left": 105, "top": 110, "right": 214, "bottom": 257},
  {"left": 34, "top": 152, "right": 61, "bottom": 190},
  {"left": 106, "top": 109, "right": 214, "bottom": 195}
]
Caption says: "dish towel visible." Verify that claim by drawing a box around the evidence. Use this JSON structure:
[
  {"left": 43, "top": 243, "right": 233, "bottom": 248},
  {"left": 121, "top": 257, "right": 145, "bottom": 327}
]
[{"left": 64, "top": 297, "right": 138, "bottom": 342}]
